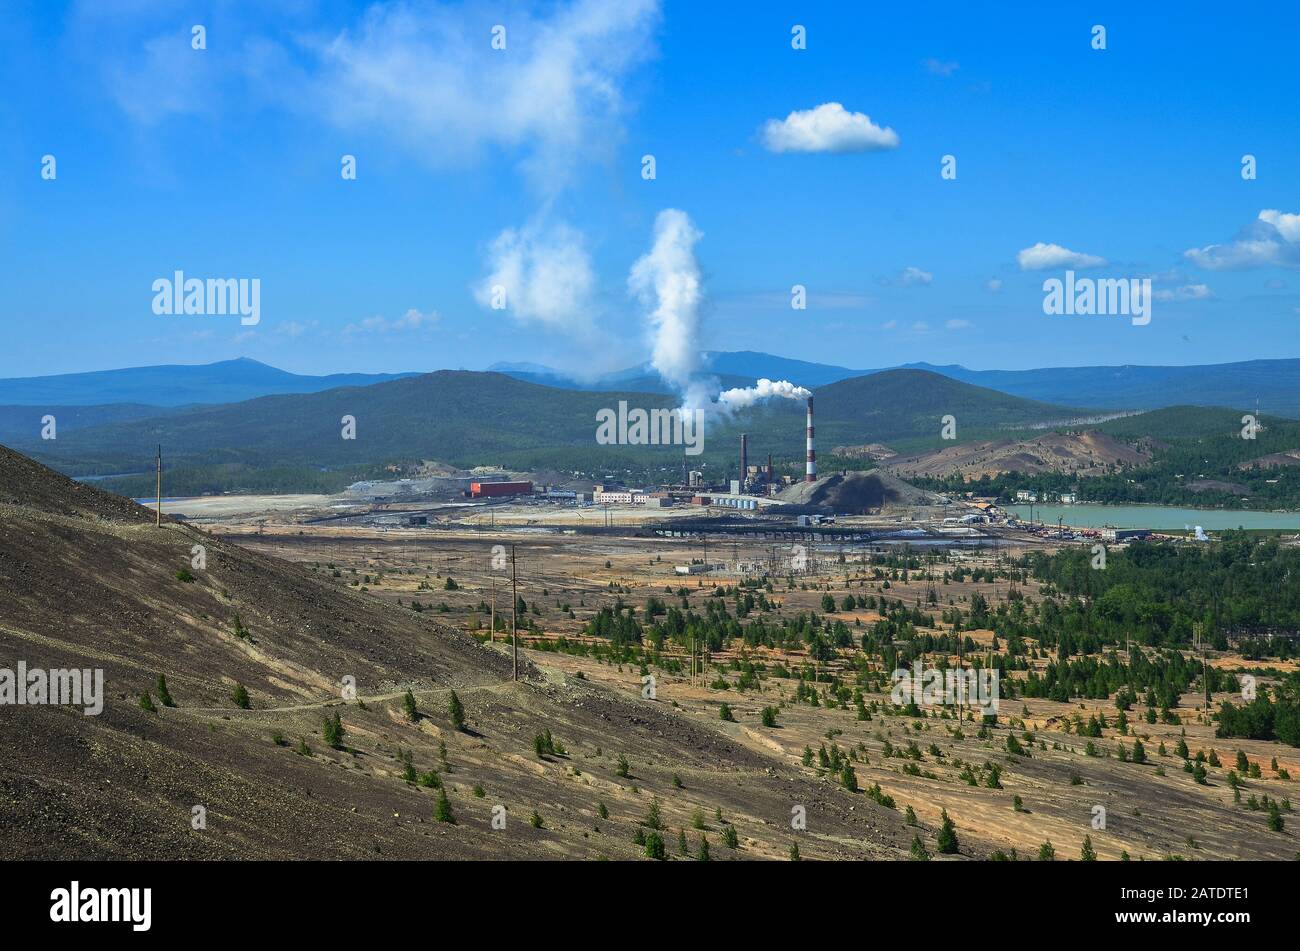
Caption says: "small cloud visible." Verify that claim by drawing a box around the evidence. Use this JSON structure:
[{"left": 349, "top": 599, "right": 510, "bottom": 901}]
[
  {"left": 1017, "top": 242, "right": 1106, "bottom": 271},
  {"left": 945, "top": 319, "right": 971, "bottom": 330},
  {"left": 343, "top": 308, "right": 440, "bottom": 337},
  {"left": 1153, "top": 284, "right": 1213, "bottom": 302},
  {"left": 899, "top": 266, "right": 933, "bottom": 286},
  {"left": 276, "top": 320, "right": 316, "bottom": 339},
  {"left": 911, "top": 321, "right": 930, "bottom": 333},
  {"left": 881, "top": 319, "right": 898, "bottom": 330},
  {"left": 985, "top": 278, "right": 1003, "bottom": 293},
  {"left": 1266, "top": 278, "right": 1287, "bottom": 289},
  {"left": 761, "top": 102, "right": 899, "bottom": 154},
  {"left": 233, "top": 330, "right": 256, "bottom": 343},
  {"left": 922, "top": 58, "right": 959, "bottom": 77}
]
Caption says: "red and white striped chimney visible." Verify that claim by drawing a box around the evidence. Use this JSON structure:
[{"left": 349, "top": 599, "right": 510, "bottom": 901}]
[{"left": 805, "top": 396, "right": 816, "bottom": 483}]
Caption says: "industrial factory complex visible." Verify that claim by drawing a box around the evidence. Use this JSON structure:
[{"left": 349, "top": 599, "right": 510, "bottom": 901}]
[
  {"left": 467, "top": 396, "right": 821, "bottom": 512},
  {"left": 318, "top": 394, "right": 886, "bottom": 526}
]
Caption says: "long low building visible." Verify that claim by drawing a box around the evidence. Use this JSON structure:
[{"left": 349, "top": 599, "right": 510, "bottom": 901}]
[
  {"left": 470, "top": 480, "right": 533, "bottom": 498},
  {"left": 674, "top": 562, "right": 727, "bottom": 575}
]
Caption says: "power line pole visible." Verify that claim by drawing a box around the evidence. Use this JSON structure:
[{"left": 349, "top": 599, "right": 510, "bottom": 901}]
[
  {"left": 490, "top": 574, "right": 496, "bottom": 644},
  {"left": 511, "top": 544, "right": 519, "bottom": 681},
  {"left": 956, "top": 625, "right": 964, "bottom": 722},
  {"left": 155, "top": 444, "right": 162, "bottom": 527},
  {"left": 1194, "top": 622, "right": 1209, "bottom": 715}
]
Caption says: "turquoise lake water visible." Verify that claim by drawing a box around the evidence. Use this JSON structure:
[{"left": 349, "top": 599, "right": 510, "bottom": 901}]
[{"left": 1007, "top": 504, "right": 1300, "bottom": 531}]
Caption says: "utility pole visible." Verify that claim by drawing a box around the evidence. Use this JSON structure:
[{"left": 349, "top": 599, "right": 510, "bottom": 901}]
[
  {"left": 1193, "top": 621, "right": 1209, "bottom": 715},
  {"left": 490, "top": 575, "right": 496, "bottom": 644},
  {"left": 956, "top": 625, "right": 964, "bottom": 722},
  {"left": 155, "top": 444, "right": 162, "bottom": 527},
  {"left": 511, "top": 544, "right": 519, "bottom": 681}
]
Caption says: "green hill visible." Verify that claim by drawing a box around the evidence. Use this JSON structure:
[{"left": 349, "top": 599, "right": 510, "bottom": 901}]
[{"left": 12, "top": 368, "right": 1079, "bottom": 495}]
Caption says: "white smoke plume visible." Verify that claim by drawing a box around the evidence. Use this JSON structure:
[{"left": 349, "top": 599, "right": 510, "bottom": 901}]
[
  {"left": 628, "top": 209, "right": 714, "bottom": 408},
  {"left": 717, "top": 378, "right": 812, "bottom": 411},
  {"left": 629, "top": 209, "right": 810, "bottom": 414},
  {"left": 476, "top": 220, "right": 596, "bottom": 333}
]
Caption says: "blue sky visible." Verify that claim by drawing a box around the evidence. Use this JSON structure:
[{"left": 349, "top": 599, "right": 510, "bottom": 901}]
[{"left": 2, "top": 0, "right": 1298, "bottom": 381}]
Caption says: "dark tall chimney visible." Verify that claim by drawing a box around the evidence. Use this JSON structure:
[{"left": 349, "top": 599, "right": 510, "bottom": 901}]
[
  {"left": 740, "top": 433, "right": 748, "bottom": 492},
  {"left": 805, "top": 396, "right": 816, "bottom": 483}
]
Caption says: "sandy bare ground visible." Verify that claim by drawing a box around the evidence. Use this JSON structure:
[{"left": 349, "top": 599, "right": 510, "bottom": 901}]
[{"left": 219, "top": 521, "right": 1300, "bottom": 861}]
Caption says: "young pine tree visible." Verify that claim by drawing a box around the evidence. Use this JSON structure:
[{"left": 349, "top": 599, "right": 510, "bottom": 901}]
[
  {"left": 434, "top": 787, "right": 455, "bottom": 824},
  {"left": 910, "top": 834, "right": 930, "bottom": 861},
  {"left": 1080, "top": 835, "right": 1098, "bottom": 861},
  {"left": 936, "top": 809, "right": 959, "bottom": 854},
  {"left": 448, "top": 690, "right": 466, "bottom": 731},
  {"left": 323, "top": 711, "right": 344, "bottom": 748},
  {"left": 156, "top": 675, "right": 175, "bottom": 708},
  {"left": 643, "top": 831, "right": 666, "bottom": 860}
]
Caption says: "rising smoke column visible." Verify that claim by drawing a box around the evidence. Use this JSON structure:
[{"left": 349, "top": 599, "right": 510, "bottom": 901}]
[
  {"left": 629, "top": 210, "right": 809, "bottom": 413},
  {"left": 628, "top": 209, "right": 713, "bottom": 408}
]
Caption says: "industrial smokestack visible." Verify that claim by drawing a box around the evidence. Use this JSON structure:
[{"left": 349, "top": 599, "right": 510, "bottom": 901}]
[
  {"left": 768, "top": 452, "right": 774, "bottom": 496},
  {"left": 805, "top": 396, "right": 816, "bottom": 483},
  {"left": 740, "top": 433, "right": 748, "bottom": 492}
]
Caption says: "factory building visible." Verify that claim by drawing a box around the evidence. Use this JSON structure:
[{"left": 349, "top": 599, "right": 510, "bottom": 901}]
[
  {"left": 674, "top": 562, "right": 726, "bottom": 575},
  {"left": 470, "top": 480, "right": 533, "bottom": 498},
  {"left": 1101, "top": 528, "right": 1153, "bottom": 542},
  {"left": 714, "top": 496, "right": 758, "bottom": 510}
]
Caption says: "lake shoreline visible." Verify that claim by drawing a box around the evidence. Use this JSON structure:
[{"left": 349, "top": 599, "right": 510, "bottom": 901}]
[{"left": 1007, "top": 502, "right": 1300, "bottom": 531}]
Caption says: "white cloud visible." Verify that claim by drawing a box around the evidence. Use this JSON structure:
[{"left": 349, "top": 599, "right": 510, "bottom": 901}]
[
  {"left": 477, "top": 222, "right": 596, "bottom": 332},
  {"left": 922, "top": 58, "right": 959, "bottom": 77},
  {"left": 985, "top": 278, "right": 1003, "bottom": 293},
  {"left": 1184, "top": 210, "right": 1300, "bottom": 270},
  {"left": 899, "top": 266, "right": 933, "bottom": 286},
  {"left": 105, "top": 31, "right": 223, "bottom": 123},
  {"left": 1017, "top": 242, "right": 1106, "bottom": 271},
  {"left": 761, "top": 102, "right": 899, "bottom": 154},
  {"left": 303, "top": 0, "right": 661, "bottom": 194},
  {"left": 911, "top": 321, "right": 930, "bottom": 333},
  {"left": 945, "top": 319, "right": 971, "bottom": 329},
  {"left": 881, "top": 319, "right": 898, "bottom": 330},
  {"left": 1153, "top": 284, "right": 1212, "bottom": 302},
  {"left": 1261, "top": 209, "right": 1300, "bottom": 242},
  {"left": 81, "top": 1, "right": 661, "bottom": 198},
  {"left": 276, "top": 320, "right": 314, "bottom": 339},
  {"left": 344, "top": 308, "right": 440, "bottom": 337}
]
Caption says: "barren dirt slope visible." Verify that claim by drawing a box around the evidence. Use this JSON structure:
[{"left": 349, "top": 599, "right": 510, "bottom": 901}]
[{"left": 0, "top": 445, "right": 916, "bottom": 860}]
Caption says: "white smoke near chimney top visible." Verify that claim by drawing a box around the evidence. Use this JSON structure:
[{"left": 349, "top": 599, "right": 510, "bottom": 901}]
[
  {"left": 717, "top": 377, "right": 812, "bottom": 411},
  {"left": 629, "top": 209, "right": 808, "bottom": 413}
]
